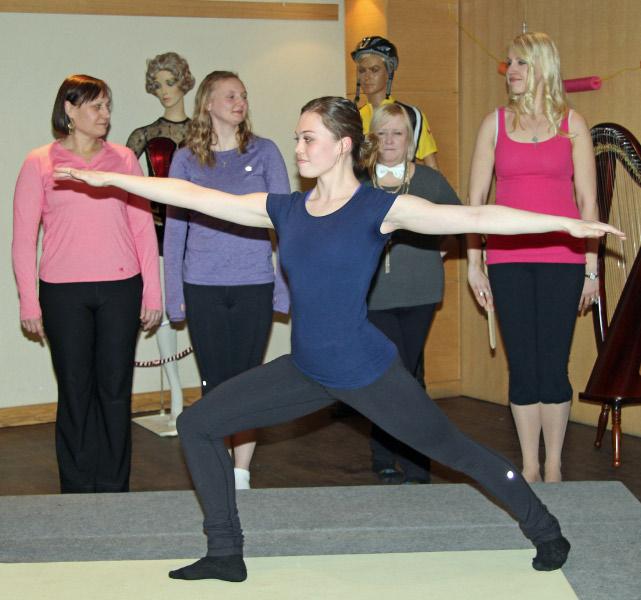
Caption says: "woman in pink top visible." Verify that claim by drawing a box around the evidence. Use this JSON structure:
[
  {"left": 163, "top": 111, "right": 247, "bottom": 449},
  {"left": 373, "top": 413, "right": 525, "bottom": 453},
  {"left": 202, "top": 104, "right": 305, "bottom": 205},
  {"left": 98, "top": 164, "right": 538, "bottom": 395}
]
[
  {"left": 467, "top": 33, "right": 599, "bottom": 483},
  {"left": 12, "top": 74, "right": 162, "bottom": 493}
]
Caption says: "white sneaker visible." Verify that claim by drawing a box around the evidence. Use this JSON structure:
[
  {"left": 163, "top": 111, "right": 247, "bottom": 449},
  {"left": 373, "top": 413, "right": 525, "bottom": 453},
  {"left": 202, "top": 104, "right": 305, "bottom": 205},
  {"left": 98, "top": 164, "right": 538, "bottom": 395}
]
[{"left": 234, "top": 468, "right": 251, "bottom": 490}]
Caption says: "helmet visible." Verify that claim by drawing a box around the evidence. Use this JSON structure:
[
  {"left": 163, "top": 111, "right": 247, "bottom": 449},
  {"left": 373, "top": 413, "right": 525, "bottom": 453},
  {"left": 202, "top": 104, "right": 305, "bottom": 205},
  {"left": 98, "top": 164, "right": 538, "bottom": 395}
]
[
  {"left": 351, "top": 36, "right": 399, "bottom": 74},
  {"left": 351, "top": 36, "right": 399, "bottom": 103}
]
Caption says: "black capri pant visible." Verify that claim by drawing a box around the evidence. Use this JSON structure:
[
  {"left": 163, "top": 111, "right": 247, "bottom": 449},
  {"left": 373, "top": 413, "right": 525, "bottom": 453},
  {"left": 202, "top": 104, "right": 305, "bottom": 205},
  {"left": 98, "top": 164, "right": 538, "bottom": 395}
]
[{"left": 488, "top": 263, "right": 584, "bottom": 406}]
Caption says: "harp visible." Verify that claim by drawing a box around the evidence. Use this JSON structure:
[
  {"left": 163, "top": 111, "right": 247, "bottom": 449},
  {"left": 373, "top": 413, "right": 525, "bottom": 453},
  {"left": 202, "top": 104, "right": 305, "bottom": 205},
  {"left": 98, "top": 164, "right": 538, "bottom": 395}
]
[{"left": 579, "top": 123, "right": 641, "bottom": 466}]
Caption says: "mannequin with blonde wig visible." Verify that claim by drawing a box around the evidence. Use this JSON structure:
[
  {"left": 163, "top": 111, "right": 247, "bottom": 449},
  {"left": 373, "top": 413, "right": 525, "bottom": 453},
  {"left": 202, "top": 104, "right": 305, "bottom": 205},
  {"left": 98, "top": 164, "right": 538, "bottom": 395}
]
[
  {"left": 467, "top": 32, "right": 599, "bottom": 484},
  {"left": 127, "top": 52, "right": 196, "bottom": 429},
  {"left": 127, "top": 52, "right": 196, "bottom": 163},
  {"left": 145, "top": 52, "right": 195, "bottom": 97}
]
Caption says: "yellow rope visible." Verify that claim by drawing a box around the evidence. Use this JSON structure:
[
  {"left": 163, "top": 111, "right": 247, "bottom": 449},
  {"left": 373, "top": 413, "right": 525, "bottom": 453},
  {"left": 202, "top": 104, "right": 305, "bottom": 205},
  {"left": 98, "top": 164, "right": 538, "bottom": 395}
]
[
  {"left": 446, "top": 4, "right": 503, "bottom": 65},
  {"left": 447, "top": 4, "right": 640, "bottom": 84},
  {"left": 601, "top": 65, "right": 641, "bottom": 82}
]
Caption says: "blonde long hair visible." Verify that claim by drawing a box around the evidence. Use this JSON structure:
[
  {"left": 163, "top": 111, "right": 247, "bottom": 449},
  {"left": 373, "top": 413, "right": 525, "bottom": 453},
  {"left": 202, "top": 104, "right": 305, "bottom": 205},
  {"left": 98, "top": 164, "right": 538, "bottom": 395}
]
[
  {"left": 184, "top": 71, "right": 253, "bottom": 167},
  {"left": 507, "top": 32, "right": 569, "bottom": 136}
]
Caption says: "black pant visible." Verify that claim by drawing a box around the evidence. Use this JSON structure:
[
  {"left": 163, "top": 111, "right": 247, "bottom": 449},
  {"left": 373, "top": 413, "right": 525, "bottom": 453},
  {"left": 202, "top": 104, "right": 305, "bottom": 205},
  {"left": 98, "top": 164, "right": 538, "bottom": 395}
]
[
  {"left": 183, "top": 283, "right": 274, "bottom": 395},
  {"left": 177, "top": 355, "right": 562, "bottom": 556},
  {"left": 39, "top": 275, "right": 142, "bottom": 493},
  {"left": 488, "top": 263, "right": 583, "bottom": 405},
  {"left": 368, "top": 304, "right": 436, "bottom": 480}
]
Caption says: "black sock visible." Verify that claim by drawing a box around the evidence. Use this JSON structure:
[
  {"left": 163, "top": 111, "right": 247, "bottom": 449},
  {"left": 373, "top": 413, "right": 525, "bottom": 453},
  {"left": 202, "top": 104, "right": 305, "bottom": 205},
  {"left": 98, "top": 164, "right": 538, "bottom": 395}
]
[
  {"left": 168, "top": 555, "right": 247, "bottom": 582},
  {"left": 532, "top": 536, "right": 571, "bottom": 571}
]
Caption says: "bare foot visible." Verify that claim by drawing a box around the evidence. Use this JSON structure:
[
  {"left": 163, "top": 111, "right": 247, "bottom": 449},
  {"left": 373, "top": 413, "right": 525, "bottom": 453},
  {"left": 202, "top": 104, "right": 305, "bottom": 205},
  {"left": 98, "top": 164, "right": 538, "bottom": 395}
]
[
  {"left": 522, "top": 468, "right": 542, "bottom": 483},
  {"left": 544, "top": 468, "right": 562, "bottom": 483}
]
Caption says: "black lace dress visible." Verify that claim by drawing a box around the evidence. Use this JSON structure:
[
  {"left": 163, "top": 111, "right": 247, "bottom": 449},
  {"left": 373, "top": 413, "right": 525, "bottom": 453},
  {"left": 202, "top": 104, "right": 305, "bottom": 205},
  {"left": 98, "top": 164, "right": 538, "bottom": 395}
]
[{"left": 126, "top": 117, "right": 190, "bottom": 254}]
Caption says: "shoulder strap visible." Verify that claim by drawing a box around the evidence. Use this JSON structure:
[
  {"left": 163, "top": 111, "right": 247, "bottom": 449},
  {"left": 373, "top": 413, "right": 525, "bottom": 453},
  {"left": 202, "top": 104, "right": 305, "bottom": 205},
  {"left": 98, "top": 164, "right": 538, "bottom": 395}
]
[
  {"left": 496, "top": 107, "right": 508, "bottom": 146},
  {"left": 394, "top": 101, "right": 422, "bottom": 160},
  {"left": 561, "top": 109, "right": 571, "bottom": 133}
]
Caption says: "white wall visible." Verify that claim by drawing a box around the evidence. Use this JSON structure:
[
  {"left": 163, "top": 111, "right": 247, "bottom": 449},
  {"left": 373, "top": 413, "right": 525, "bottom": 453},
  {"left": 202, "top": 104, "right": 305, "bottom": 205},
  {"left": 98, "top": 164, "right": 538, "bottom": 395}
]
[{"left": 0, "top": 3, "right": 345, "bottom": 408}]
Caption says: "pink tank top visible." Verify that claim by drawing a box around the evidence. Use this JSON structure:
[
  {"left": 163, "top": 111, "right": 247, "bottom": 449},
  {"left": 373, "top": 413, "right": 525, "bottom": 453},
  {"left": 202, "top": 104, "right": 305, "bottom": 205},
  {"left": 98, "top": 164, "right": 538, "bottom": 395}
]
[{"left": 486, "top": 107, "right": 585, "bottom": 264}]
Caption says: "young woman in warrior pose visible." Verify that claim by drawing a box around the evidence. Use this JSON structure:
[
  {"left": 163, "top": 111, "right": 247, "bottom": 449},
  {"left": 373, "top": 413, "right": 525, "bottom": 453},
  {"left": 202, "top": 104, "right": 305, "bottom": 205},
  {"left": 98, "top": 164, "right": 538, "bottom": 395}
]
[{"left": 56, "top": 96, "right": 623, "bottom": 582}]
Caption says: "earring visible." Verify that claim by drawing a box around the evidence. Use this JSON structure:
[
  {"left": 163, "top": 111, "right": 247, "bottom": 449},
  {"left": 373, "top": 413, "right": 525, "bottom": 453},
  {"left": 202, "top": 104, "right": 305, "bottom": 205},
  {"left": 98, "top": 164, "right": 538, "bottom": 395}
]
[{"left": 67, "top": 119, "right": 75, "bottom": 133}]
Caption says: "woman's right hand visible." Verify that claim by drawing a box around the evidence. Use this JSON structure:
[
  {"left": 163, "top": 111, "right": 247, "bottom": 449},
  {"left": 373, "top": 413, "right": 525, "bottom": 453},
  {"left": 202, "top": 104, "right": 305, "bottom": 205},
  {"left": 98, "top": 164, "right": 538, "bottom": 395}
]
[
  {"left": 21, "top": 317, "right": 45, "bottom": 340},
  {"left": 468, "top": 265, "right": 494, "bottom": 311}
]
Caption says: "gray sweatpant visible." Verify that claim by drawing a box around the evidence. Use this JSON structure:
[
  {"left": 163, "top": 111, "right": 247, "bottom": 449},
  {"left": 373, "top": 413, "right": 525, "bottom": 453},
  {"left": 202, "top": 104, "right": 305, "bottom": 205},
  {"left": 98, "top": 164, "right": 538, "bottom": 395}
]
[{"left": 177, "top": 355, "right": 562, "bottom": 556}]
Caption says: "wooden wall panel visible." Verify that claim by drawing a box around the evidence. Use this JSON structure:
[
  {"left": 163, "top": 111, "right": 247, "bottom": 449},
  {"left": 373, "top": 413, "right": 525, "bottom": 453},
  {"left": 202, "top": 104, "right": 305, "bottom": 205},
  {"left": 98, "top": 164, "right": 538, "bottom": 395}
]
[
  {"left": 388, "top": 1, "right": 460, "bottom": 395},
  {"left": 346, "top": 0, "right": 461, "bottom": 396},
  {"left": 345, "top": 0, "right": 388, "bottom": 97},
  {"left": 458, "top": 0, "right": 641, "bottom": 435},
  {"left": 425, "top": 242, "right": 462, "bottom": 384},
  {"left": 402, "top": 90, "right": 459, "bottom": 188},
  {"left": 0, "top": 388, "right": 201, "bottom": 428},
  {"left": 0, "top": 0, "right": 338, "bottom": 19}
]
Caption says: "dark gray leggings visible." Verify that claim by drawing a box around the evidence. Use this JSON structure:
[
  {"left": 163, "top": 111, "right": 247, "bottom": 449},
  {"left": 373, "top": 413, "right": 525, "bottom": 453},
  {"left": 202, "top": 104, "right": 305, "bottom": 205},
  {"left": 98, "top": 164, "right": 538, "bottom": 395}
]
[{"left": 177, "top": 355, "right": 561, "bottom": 556}]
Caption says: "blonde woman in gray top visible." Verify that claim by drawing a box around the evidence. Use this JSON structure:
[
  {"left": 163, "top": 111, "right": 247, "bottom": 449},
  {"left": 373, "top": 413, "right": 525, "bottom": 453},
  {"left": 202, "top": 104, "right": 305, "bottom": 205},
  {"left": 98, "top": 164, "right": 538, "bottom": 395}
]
[{"left": 365, "top": 103, "right": 460, "bottom": 484}]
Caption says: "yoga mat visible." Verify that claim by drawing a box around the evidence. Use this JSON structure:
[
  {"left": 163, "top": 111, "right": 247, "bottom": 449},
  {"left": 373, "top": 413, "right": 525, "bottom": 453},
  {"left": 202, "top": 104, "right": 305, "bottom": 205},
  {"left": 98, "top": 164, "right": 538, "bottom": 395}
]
[{"left": 0, "top": 550, "right": 577, "bottom": 600}]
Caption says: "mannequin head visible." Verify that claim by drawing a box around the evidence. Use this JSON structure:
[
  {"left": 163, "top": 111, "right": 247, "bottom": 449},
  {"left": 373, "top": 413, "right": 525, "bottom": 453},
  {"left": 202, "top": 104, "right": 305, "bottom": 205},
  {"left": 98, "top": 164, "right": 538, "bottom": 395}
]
[
  {"left": 145, "top": 52, "right": 195, "bottom": 97},
  {"left": 145, "top": 53, "right": 194, "bottom": 119},
  {"left": 356, "top": 55, "right": 388, "bottom": 100},
  {"left": 351, "top": 36, "right": 399, "bottom": 103}
]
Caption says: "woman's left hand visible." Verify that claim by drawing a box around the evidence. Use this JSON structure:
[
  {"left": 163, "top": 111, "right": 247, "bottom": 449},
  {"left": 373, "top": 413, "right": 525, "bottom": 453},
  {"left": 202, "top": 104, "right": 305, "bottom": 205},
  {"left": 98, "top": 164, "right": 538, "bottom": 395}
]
[
  {"left": 578, "top": 277, "right": 599, "bottom": 315},
  {"left": 566, "top": 219, "right": 625, "bottom": 240},
  {"left": 140, "top": 307, "right": 162, "bottom": 330}
]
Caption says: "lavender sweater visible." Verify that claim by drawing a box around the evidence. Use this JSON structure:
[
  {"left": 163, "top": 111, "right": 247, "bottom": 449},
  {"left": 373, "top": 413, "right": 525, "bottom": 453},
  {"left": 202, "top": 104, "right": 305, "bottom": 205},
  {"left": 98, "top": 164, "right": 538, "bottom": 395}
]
[{"left": 164, "top": 136, "right": 290, "bottom": 321}]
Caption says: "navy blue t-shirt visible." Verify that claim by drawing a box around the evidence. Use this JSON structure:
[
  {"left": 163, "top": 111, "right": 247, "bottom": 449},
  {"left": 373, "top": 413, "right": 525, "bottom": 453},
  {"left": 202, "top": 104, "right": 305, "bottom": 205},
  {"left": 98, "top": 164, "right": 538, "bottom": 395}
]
[{"left": 267, "top": 185, "right": 398, "bottom": 388}]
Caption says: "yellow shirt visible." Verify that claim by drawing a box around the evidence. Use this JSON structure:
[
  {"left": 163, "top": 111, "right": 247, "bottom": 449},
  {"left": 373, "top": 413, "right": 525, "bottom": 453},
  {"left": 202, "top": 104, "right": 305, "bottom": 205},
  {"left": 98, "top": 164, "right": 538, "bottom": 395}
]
[{"left": 359, "top": 96, "right": 437, "bottom": 160}]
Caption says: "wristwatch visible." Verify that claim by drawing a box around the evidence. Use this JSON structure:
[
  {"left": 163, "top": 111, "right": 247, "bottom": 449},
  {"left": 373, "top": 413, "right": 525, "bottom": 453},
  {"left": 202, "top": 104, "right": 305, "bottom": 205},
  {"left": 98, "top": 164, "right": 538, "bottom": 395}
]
[{"left": 585, "top": 272, "right": 598, "bottom": 280}]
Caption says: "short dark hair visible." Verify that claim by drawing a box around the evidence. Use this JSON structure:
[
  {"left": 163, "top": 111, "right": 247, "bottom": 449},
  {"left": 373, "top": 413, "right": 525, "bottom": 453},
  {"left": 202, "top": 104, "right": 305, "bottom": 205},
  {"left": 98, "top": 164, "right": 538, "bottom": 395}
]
[
  {"left": 51, "top": 74, "right": 112, "bottom": 139},
  {"left": 300, "top": 96, "right": 364, "bottom": 164}
]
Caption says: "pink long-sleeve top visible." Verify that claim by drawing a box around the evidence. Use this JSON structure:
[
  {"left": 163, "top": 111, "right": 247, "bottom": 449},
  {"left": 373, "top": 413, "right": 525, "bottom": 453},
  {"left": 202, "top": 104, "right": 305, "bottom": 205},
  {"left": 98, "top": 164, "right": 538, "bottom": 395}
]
[{"left": 12, "top": 140, "right": 161, "bottom": 320}]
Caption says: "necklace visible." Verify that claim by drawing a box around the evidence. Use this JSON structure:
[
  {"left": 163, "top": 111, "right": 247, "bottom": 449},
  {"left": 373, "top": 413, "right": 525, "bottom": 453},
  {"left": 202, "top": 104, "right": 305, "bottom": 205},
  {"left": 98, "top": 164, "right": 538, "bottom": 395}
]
[
  {"left": 378, "top": 171, "right": 410, "bottom": 274},
  {"left": 528, "top": 115, "right": 546, "bottom": 144}
]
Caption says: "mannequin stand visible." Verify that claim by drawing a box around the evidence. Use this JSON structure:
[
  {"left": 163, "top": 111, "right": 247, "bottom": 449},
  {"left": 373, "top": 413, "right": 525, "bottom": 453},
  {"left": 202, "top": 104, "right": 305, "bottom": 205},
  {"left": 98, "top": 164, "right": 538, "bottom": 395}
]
[
  {"left": 132, "top": 412, "right": 178, "bottom": 437},
  {"left": 132, "top": 366, "right": 180, "bottom": 437},
  {"left": 133, "top": 321, "right": 187, "bottom": 437}
]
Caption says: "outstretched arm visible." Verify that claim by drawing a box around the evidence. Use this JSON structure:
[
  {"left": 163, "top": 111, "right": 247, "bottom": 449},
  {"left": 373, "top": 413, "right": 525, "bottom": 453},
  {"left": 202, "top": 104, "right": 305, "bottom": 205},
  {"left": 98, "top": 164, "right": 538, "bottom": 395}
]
[
  {"left": 382, "top": 194, "right": 625, "bottom": 240},
  {"left": 54, "top": 168, "right": 273, "bottom": 228}
]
